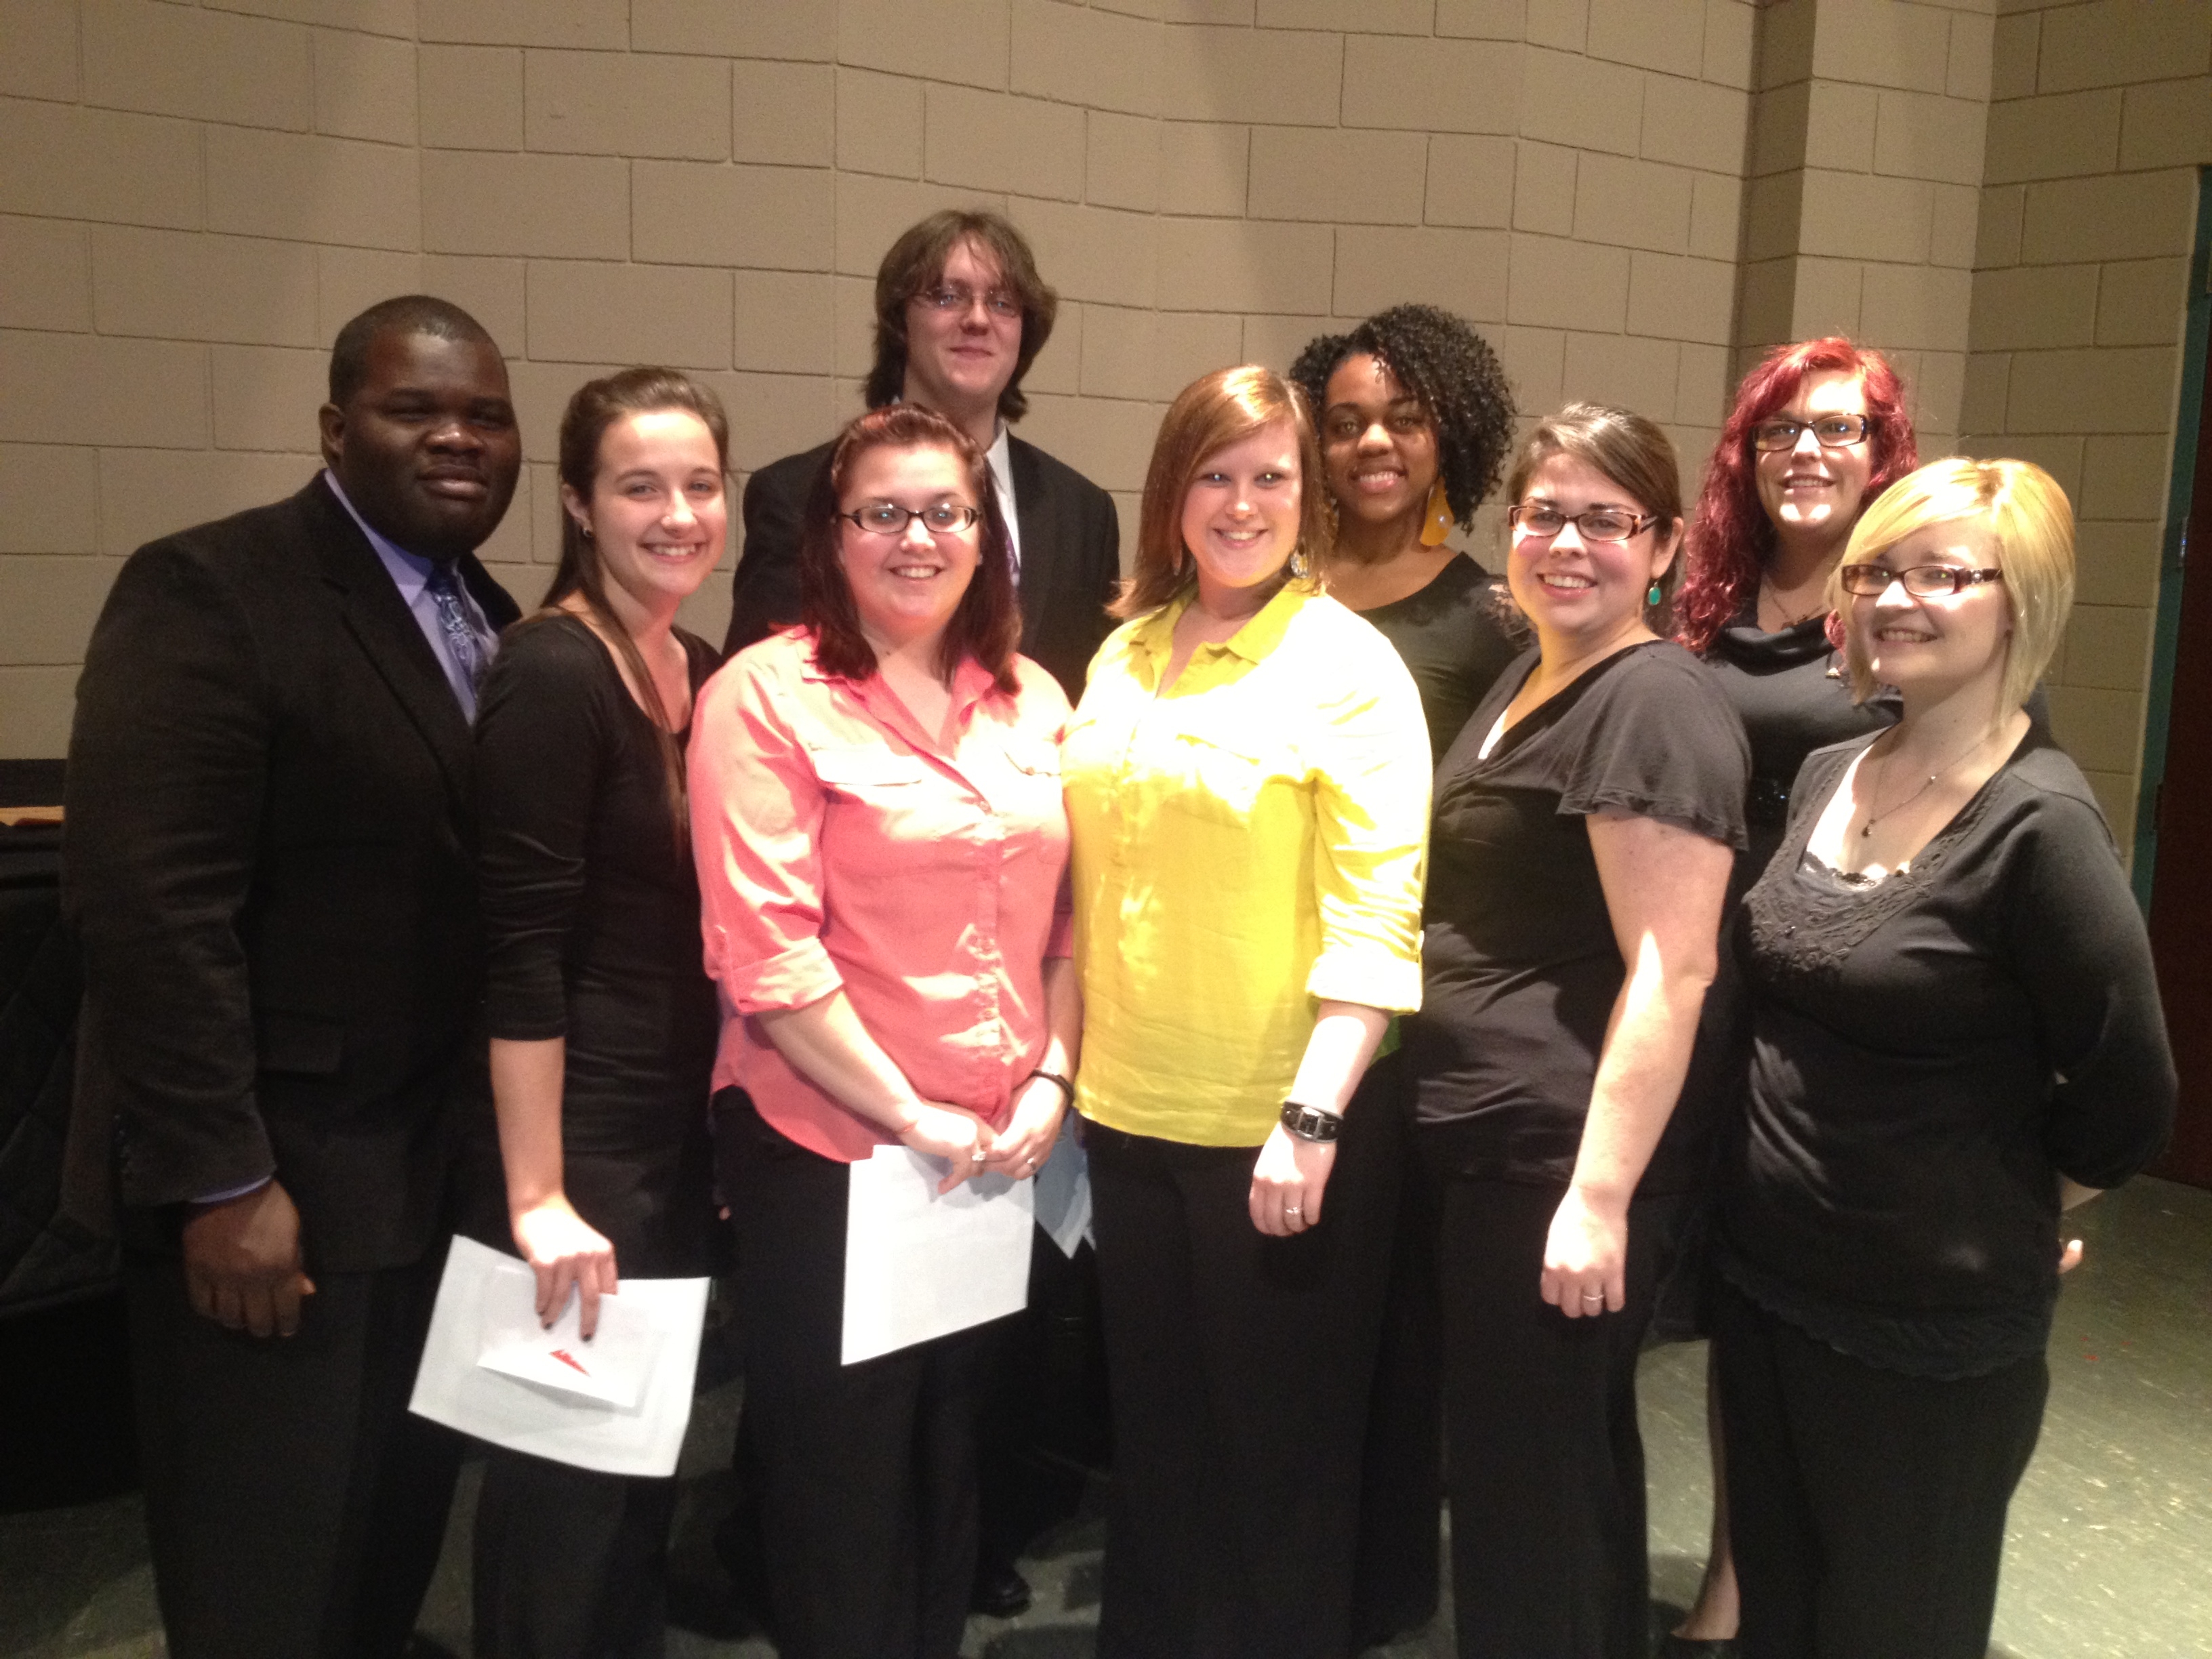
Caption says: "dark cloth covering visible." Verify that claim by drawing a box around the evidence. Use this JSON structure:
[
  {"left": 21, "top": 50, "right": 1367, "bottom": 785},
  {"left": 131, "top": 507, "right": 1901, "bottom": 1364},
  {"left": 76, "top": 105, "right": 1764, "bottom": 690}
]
[
  {"left": 64, "top": 475, "right": 519, "bottom": 1272},
  {"left": 1408, "top": 641, "right": 1748, "bottom": 1194},
  {"left": 1086, "top": 1111, "right": 1397, "bottom": 1659},
  {"left": 720, "top": 1090, "right": 989, "bottom": 1659},
  {"left": 466, "top": 615, "right": 722, "bottom": 1659},
  {"left": 64, "top": 474, "right": 516, "bottom": 1655},
  {"left": 1704, "top": 612, "right": 1896, "bottom": 886},
  {"left": 1718, "top": 730, "right": 2175, "bottom": 1378},
  {"left": 724, "top": 434, "right": 1121, "bottom": 705},
  {"left": 1430, "top": 1179, "right": 1687, "bottom": 1659},
  {"left": 1352, "top": 555, "right": 1522, "bottom": 764},
  {"left": 468, "top": 613, "right": 720, "bottom": 1275},
  {"left": 1711, "top": 1278, "right": 2048, "bottom": 1659}
]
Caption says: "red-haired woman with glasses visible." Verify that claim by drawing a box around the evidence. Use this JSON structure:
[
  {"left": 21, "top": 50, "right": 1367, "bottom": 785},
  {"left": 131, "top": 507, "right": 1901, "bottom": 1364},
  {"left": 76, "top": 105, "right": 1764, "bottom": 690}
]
[{"left": 691, "top": 403, "right": 1079, "bottom": 1659}]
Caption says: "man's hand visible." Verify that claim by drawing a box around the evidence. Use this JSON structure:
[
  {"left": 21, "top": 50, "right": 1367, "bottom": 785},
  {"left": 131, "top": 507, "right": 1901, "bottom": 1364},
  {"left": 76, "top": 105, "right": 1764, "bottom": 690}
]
[{"left": 182, "top": 1180, "right": 316, "bottom": 1338}]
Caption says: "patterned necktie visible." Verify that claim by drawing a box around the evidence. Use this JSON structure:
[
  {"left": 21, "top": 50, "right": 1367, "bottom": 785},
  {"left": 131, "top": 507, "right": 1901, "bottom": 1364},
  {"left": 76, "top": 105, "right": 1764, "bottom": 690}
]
[{"left": 424, "top": 561, "right": 489, "bottom": 711}]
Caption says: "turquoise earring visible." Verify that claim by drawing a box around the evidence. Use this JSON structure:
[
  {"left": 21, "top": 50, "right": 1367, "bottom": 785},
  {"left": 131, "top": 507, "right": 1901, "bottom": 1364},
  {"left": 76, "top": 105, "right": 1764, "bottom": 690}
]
[{"left": 1645, "top": 580, "right": 1663, "bottom": 607}]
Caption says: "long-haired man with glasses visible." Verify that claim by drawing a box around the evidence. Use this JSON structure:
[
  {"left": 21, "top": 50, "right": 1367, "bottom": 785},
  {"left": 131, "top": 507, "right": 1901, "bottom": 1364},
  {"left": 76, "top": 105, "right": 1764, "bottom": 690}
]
[{"left": 724, "top": 209, "right": 1122, "bottom": 706}]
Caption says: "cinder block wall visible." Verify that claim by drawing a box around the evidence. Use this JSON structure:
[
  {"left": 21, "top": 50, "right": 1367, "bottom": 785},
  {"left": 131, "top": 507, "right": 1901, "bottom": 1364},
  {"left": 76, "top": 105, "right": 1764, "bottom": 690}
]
[
  {"left": 2, "top": 0, "right": 1766, "bottom": 757},
  {"left": 0, "top": 0, "right": 2204, "bottom": 861},
  {"left": 1960, "top": 0, "right": 2211, "bottom": 846}
]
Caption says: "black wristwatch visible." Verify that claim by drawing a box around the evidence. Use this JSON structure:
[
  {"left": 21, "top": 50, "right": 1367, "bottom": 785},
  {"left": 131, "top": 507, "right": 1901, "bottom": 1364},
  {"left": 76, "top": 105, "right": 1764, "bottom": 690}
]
[{"left": 1279, "top": 1101, "right": 1343, "bottom": 1143}]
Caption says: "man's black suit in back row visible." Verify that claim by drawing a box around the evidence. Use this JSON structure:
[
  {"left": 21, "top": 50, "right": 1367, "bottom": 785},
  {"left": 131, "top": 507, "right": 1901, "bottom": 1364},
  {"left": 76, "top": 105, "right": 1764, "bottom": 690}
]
[{"left": 721, "top": 432, "right": 1121, "bottom": 703}]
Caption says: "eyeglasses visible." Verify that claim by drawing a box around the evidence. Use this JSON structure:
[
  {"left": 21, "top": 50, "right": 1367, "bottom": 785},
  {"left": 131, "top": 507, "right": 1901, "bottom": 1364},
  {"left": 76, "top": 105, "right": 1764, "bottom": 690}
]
[
  {"left": 1837, "top": 564, "right": 2005, "bottom": 597},
  {"left": 1753, "top": 415, "right": 1874, "bottom": 452},
  {"left": 914, "top": 285, "right": 1021, "bottom": 320},
  {"left": 1508, "top": 504, "right": 1658, "bottom": 544},
  {"left": 840, "top": 503, "right": 981, "bottom": 537}
]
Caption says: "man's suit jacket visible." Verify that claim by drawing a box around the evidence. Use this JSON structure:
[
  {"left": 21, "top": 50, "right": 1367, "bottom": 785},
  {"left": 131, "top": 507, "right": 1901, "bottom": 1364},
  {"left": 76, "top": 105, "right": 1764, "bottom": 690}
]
[
  {"left": 63, "top": 475, "right": 519, "bottom": 1275},
  {"left": 722, "top": 432, "right": 1122, "bottom": 703}
]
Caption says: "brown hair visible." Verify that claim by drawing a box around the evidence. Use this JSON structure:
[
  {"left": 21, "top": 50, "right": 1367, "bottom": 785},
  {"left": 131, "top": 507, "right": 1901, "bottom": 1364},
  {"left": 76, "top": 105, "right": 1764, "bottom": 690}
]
[
  {"left": 540, "top": 366, "right": 730, "bottom": 847},
  {"left": 798, "top": 405, "right": 1022, "bottom": 693},
  {"left": 1116, "top": 365, "right": 1333, "bottom": 620},
  {"left": 1504, "top": 401, "right": 1685, "bottom": 629},
  {"left": 865, "top": 209, "right": 1058, "bottom": 422}
]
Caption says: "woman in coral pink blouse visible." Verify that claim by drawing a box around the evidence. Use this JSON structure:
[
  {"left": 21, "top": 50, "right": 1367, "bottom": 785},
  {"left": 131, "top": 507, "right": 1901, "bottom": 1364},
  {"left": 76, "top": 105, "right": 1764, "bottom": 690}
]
[{"left": 689, "top": 404, "right": 1078, "bottom": 1659}]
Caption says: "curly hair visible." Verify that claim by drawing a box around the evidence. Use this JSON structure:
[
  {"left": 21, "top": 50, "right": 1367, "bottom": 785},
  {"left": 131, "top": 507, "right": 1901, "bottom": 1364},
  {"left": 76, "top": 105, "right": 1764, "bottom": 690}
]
[
  {"left": 1287, "top": 303, "right": 1516, "bottom": 530},
  {"left": 1675, "top": 337, "right": 1918, "bottom": 654}
]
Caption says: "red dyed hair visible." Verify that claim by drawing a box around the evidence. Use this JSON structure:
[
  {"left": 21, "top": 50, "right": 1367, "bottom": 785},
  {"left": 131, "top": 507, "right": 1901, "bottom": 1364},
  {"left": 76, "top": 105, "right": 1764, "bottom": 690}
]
[
  {"left": 798, "top": 405, "right": 1022, "bottom": 693},
  {"left": 1675, "top": 337, "right": 1918, "bottom": 654}
]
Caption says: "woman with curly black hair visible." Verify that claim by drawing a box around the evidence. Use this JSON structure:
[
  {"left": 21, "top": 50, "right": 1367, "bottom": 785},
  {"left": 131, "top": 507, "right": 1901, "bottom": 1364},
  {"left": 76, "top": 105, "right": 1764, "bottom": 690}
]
[
  {"left": 1289, "top": 305, "right": 1521, "bottom": 1648},
  {"left": 1290, "top": 304, "right": 1521, "bottom": 764}
]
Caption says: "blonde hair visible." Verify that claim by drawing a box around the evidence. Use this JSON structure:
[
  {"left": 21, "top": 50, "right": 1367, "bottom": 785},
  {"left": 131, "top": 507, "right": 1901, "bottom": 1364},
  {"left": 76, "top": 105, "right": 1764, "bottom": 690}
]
[
  {"left": 1828, "top": 457, "right": 2074, "bottom": 711},
  {"left": 1115, "top": 365, "right": 1332, "bottom": 619}
]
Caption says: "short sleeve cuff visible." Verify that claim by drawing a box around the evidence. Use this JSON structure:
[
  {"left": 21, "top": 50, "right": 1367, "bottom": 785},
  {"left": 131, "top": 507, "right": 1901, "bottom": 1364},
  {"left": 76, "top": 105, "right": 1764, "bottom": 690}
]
[
  {"left": 1307, "top": 949, "right": 1422, "bottom": 1015},
  {"left": 724, "top": 933, "right": 845, "bottom": 1015}
]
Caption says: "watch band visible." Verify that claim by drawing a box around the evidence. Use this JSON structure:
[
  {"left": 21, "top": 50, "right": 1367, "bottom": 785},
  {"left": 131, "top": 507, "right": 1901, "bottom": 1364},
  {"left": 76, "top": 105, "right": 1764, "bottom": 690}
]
[
  {"left": 1279, "top": 1101, "right": 1343, "bottom": 1143},
  {"left": 1027, "top": 1069, "right": 1076, "bottom": 1110}
]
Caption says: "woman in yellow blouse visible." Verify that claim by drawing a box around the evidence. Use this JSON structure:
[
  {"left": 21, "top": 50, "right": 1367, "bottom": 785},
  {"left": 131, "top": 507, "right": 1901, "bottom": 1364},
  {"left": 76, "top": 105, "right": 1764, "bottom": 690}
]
[{"left": 1062, "top": 365, "right": 1432, "bottom": 1659}]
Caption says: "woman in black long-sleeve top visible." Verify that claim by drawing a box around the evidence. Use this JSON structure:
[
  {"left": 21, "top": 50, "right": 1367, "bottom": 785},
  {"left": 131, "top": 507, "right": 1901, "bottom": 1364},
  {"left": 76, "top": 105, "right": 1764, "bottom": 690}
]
[
  {"left": 1713, "top": 457, "right": 2174, "bottom": 1659},
  {"left": 1287, "top": 304, "right": 1521, "bottom": 1649},
  {"left": 466, "top": 367, "right": 730, "bottom": 1658}
]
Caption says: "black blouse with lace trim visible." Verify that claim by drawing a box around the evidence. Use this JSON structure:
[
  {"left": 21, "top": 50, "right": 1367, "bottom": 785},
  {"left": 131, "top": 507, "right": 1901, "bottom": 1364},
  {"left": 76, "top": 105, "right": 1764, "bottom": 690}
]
[{"left": 1716, "top": 728, "right": 2175, "bottom": 1377}]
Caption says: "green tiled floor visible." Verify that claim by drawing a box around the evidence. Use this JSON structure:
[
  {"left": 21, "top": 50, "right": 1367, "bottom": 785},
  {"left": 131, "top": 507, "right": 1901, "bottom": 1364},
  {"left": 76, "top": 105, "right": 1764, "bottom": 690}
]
[{"left": 5, "top": 1176, "right": 2206, "bottom": 1659}]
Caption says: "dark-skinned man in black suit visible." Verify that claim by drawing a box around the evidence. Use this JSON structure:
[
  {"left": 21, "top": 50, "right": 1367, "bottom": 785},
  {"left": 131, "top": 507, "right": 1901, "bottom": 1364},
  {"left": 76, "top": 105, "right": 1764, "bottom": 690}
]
[
  {"left": 722, "top": 207, "right": 1121, "bottom": 703},
  {"left": 717, "top": 209, "right": 1118, "bottom": 1624},
  {"left": 64, "top": 295, "right": 524, "bottom": 1659}
]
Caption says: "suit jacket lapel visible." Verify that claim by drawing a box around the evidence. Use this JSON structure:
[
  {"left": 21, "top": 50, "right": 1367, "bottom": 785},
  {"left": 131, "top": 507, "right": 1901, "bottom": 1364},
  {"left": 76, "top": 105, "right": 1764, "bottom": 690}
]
[
  {"left": 1008, "top": 436, "right": 1052, "bottom": 642},
  {"left": 298, "top": 478, "right": 475, "bottom": 804}
]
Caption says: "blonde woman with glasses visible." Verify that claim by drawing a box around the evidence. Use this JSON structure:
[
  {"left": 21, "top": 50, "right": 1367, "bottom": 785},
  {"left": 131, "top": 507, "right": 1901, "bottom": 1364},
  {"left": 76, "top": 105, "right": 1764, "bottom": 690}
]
[{"left": 1710, "top": 458, "right": 2173, "bottom": 1658}]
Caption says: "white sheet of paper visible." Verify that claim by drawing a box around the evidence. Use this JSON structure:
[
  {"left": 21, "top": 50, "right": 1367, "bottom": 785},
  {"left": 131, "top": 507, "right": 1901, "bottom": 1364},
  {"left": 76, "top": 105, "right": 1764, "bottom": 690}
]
[
  {"left": 1032, "top": 1115, "right": 1092, "bottom": 1260},
  {"left": 841, "top": 1145, "right": 1034, "bottom": 1366},
  {"left": 409, "top": 1235, "right": 710, "bottom": 1477},
  {"left": 476, "top": 1275, "right": 655, "bottom": 1409}
]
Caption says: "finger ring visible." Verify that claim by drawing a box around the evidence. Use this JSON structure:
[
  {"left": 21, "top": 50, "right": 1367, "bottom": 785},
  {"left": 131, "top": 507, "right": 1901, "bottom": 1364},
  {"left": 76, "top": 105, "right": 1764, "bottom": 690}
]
[
  {"left": 1286, "top": 1206, "right": 1303, "bottom": 1217},
  {"left": 1581, "top": 1291, "right": 1603, "bottom": 1303}
]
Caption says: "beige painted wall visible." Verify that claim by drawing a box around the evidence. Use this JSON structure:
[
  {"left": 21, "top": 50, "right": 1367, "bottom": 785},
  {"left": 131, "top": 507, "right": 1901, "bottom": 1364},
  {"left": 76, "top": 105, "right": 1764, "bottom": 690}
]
[
  {"left": 0, "top": 0, "right": 1761, "bottom": 758},
  {"left": 1960, "top": 0, "right": 2211, "bottom": 846},
  {"left": 0, "top": 0, "right": 2200, "bottom": 853}
]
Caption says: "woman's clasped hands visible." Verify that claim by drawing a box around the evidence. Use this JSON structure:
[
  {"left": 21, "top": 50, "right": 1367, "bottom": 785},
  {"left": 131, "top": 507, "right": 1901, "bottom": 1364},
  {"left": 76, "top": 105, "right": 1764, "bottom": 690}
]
[{"left": 894, "top": 1072, "right": 1065, "bottom": 1193}]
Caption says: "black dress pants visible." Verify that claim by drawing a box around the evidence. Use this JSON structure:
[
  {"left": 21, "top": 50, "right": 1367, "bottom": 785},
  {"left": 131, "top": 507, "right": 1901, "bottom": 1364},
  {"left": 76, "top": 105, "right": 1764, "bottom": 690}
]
[
  {"left": 1347, "top": 1054, "right": 1444, "bottom": 1647},
  {"left": 1711, "top": 1279, "right": 2049, "bottom": 1659},
  {"left": 472, "top": 1450, "right": 678, "bottom": 1659},
  {"left": 1086, "top": 1111, "right": 1395, "bottom": 1659},
  {"left": 125, "top": 1246, "right": 462, "bottom": 1659},
  {"left": 719, "top": 1091, "right": 992, "bottom": 1659},
  {"left": 464, "top": 1129, "right": 713, "bottom": 1659},
  {"left": 1431, "top": 1176, "right": 1683, "bottom": 1659}
]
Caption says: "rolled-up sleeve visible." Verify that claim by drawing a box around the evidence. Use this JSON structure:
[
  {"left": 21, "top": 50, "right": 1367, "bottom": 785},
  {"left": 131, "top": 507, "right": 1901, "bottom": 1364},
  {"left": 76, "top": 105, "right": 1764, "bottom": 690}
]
[
  {"left": 689, "top": 661, "right": 844, "bottom": 1016},
  {"left": 1303, "top": 643, "right": 1430, "bottom": 1014}
]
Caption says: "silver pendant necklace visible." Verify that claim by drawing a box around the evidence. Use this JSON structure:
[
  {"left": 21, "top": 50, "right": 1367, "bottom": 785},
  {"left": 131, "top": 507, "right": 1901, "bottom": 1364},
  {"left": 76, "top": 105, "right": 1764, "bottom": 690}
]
[{"left": 1860, "top": 730, "right": 1991, "bottom": 838}]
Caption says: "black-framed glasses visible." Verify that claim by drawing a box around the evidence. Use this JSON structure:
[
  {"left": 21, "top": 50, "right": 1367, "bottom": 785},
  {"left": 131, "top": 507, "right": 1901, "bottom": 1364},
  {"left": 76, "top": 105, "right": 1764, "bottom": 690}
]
[
  {"left": 1508, "top": 504, "right": 1658, "bottom": 544},
  {"left": 840, "top": 502, "right": 981, "bottom": 537},
  {"left": 1837, "top": 564, "right": 2005, "bottom": 597},
  {"left": 1753, "top": 415, "right": 1874, "bottom": 451},
  {"left": 914, "top": 285, "right": 1021, "bottom": 319}
]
